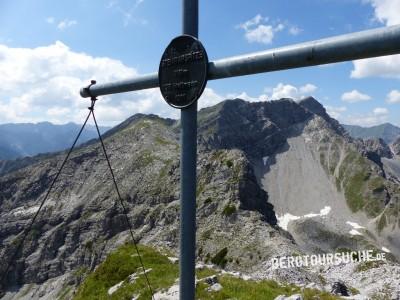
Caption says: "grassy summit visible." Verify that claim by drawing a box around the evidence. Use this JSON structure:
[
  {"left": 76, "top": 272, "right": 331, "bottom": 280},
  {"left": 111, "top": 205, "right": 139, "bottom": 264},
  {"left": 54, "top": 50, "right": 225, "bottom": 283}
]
[{"left": 73, "top": 243, "right": 341, "bottom": 300}]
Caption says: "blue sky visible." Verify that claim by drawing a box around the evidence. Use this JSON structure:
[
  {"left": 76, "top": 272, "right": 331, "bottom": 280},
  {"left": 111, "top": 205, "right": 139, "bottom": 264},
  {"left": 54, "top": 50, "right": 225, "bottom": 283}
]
[{"left": 0, "top": 0, "right": 399, "bottom": 126}]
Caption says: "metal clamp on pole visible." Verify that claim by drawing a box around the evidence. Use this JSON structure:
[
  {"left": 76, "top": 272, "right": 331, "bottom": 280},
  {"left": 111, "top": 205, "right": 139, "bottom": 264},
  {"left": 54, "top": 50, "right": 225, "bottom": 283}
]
[
  {"left": 83, "top": 80, "right": 97, "bottom": 100},
  {"left": 83, "top": 80, "right": 98, "bottom": 110}
]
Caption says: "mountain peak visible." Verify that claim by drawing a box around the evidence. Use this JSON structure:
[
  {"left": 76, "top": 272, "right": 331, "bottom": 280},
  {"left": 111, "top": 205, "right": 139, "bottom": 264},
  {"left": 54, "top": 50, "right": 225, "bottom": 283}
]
[{"left": 298, "top": 96, "right": 328, "bottom": 119}]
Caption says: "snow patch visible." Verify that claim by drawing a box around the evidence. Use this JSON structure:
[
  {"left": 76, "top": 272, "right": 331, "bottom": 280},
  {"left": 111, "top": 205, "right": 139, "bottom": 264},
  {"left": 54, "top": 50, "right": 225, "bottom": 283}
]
[
  {"left": 277, "top": 214, "right": 301, "bottom": 231},
  {"left": 168, "top": 257, "right": 178, "bottom": 264},
  {"left": 195, "top": 262, "right": 214, "bottom": 269},
  {"left": 108, "top": 281, "right": 124, "bottom": 295},
  {"left": 382, "top": 247, "right": 391, "bottom": 253},
  {"left": 12, "top": 205, "right": 39, "bottom": 216},
  {"left": 349, "top": 229, "right": 362, "bottom": 236},
  {"left": 319, "top": 206, "right": 332, "bottom": 216},
  {"left": 128, "top": 268, "right": 152, "bottom": 283},
  {"left": 262, "top": 156, "right": 269, "bottom": 165},
  {"left": 346, "top": 221, "right": 365, "bottom": 230},
  {"left": 277, "top": 206, "right": 331, "bottom": 231}
]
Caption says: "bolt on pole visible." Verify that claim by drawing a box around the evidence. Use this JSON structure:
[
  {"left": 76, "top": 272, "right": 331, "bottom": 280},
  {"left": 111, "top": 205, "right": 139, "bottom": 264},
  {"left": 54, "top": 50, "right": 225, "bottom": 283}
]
[{"left": 179, "top": 1, "right": 198, "bottom": 300}]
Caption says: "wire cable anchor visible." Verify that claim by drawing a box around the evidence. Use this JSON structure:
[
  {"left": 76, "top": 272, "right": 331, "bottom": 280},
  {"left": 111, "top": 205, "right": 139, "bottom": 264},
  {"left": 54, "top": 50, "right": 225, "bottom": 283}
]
[{"left": 84, "top": 80, "right": 97, "bottom": 111}]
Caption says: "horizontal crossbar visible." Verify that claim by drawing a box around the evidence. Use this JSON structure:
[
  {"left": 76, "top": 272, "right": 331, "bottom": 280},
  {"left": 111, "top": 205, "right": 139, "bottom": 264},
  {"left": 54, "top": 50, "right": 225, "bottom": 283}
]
[{"left": 80, "top": 24, "right": 400, "bottom": 98}]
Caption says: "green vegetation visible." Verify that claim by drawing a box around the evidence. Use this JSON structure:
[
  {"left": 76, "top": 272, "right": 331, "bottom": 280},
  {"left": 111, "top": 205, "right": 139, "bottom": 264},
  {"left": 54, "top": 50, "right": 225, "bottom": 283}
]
[
  {"left": 73, "top": 266, "right": 89, "bottom": 278},
  {"left": 335, "top": 247, "right": 352, "bottom": 254},
  {"left": 134, "top": 120, "right": 151, "bottom": 131},
  {"left": 74, "top": 243, "right": 179, "bottom": 300},
  {"left": 73, "top": 243, "right": 342, "bottom": 300},
  {"left": 158, "top": 159, "right": 173, "bottom": 179},
  {"left": 201, "top": 229, "right": 213, "bottom": 240},
  {"left": 344, "top": 170, "right": 368, "bottom": 212},
  {"left": 154, "top": 136, "right": 170, "bottom": 146},
  {"left": 135, "top": 149, "right": 156, "bottom": 168},
  {"left": 19, "top": 283, "right": 34, "bottom": 298},
  {"left": 355, "top": 260, "right": 385, "bottom": 273},
  {"left": 57, "top": 285, "right": 73, "bottom": 300},
  {"left": 334, "top": 150, "right": 386, "bottom": 217},
  {"left": 222, "top": 204, "right": 237, "bottom": 216},
  {"left": 377, "top": 214, "right": 387, "bottom": 232},
  {"left": 196, "top": 181, "right": 205, "bottom": 197},
  {"left": 228, "top": 163, "right": 242, "bottom": 185},
  {"left": 195, "top": 276, "right": 341, "bottom": 300},
  {"left": 370, "top": 283, "right": 392, "bottom": 300},
  {"left": 318, "top": 274, "right": 327, "bottom": 285},
  {"left": 196, "top": 267, "right": 218, "bottom": 279},
  {"left": 368, "top": 177, "right": 385, "bottom": 193},
  {"left": 349, "top": 286, "right": 360, "bottom": 295},
  {"left": 211, "top": 247, "right": 228, "bottom": 268},
  {"left": 28, "top": 228, "right": 41, "bottom": 240}
]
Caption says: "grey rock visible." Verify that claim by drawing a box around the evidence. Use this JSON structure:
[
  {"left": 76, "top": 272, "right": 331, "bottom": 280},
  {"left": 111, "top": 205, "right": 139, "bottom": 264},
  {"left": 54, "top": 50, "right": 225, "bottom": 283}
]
[
  {"left": 207, "top": 283, "right": 222, "bottom": 292},
  {"left": 393, "top": 137, "right": 400, "bottom": 156},
  {"left": 204, "top": 275, "right": 218, "bottom": 286},
  {"left": 331, "top": 281, "right": 349, "bottom": 296},
  {"left": 274, "top": 294, "right": 303, "bottom": 300}
]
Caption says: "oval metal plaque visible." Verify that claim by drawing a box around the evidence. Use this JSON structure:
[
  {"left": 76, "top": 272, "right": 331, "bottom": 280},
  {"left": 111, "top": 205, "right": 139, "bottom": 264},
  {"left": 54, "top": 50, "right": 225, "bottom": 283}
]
[{"left": 159, "top": 35, "right": 208, "bottom": 109}]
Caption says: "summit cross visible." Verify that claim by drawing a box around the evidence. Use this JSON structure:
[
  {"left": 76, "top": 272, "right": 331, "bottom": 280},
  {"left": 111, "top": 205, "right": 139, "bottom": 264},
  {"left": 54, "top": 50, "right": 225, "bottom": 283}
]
[{"left": 79, "top": 1, "right": 400, "bottom": 299}]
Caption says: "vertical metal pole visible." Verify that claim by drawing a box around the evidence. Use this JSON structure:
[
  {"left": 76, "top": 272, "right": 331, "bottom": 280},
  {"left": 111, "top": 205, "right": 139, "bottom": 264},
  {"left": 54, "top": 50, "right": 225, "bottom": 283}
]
[{"left": 180, "top": 0, "right": 198, "bottom": 300}]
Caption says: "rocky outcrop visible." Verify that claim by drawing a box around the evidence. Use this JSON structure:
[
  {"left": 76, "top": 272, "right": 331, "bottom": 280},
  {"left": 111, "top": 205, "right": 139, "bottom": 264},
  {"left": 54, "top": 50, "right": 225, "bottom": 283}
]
[
  {"left": 198, "top": 98, "right": 311, "bottom": 158},
  {"left": 359, "top": 138, "right": 393, "bottom": 162},
  {"left": 0, "top": 98, "right": 399, "bottom": 299},
  {"left": 0, "top": 112, "right": 287, "bottom": 296},
  {"left": 299, "top": 96, "right": 348, "bottom": 138},
  {"left": 393, "top": 137, "right": 400, "bottom": 156}
]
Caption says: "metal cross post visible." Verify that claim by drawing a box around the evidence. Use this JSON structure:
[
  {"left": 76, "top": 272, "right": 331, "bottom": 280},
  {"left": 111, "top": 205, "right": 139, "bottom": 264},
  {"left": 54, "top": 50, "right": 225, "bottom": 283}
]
[
  {"left": 80, "top": 0, "right": 400, "bottom": 299},
  {"left": 179, "top": 1, "right": 198, "bottom": 299}
]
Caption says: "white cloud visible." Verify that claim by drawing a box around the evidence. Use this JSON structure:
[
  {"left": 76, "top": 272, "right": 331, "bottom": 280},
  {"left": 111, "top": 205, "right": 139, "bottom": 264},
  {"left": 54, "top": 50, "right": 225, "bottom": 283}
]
[
  {"left": 57, "top": 19, "right": 78, "bottom": 30},
  {"left": 299, "top": 84, "right": 317, "bottom": 94},
  {"left": 341, "top": 90, "right": 371, "bottom": 103},
  {"left": 325, "top": 105, "right": 347, "bottom": 119},
  {"left": 386, "top": 89, "right": 400, "bottom": 103},
  {"left": 351, "top": 55, "right": 400, "bottom": 79},
  {"left": 350, "top": 0, "right": 400, "bottom": 79},
  {"left": 289, "top": 26, "right": 302, "bottom": 36},
  {"left": 373, "top": 107, "right": 389, "bottom": 115},
  {"left": 46, "top": 17, "right": 55, "bottom": 24},
  {"left": 238, "top": 15, "right": 285, "bottom": 45},
  {"left": 0, "top": 41, "right": 177, "bottom": 125},
  {"left": 342, "top": 106, "right": 389, "bottom": 126},
  {"left": 0, "top": 41, "right": 276, "bottom": 126},
  {"left": 269, "top": 83, "right": 317, "bottom": 100},
  {"left": 198, "top": 88, "right": 225, "bottom": 109},
  {"left": 245, "top": 25, "right": 276, "bottom": 44},
  {"left": 239, "top": 14, "right": 264, "bottom": 31},
  {"left": 366, "top": 0, "right": 400, "bottom": 26},
  {"left": 226, "top": 92, "right": 268, "bottom": 102}
]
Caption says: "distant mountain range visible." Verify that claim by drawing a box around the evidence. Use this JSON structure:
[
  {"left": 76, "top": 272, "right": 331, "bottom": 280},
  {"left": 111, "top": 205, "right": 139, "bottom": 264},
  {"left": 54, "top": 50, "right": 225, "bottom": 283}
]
[
  {"left": 0, "top": 122, "right": 110, "bottom": 160},
  {"left": 343, "top": 123, "right": 400, "bottom": 144},
  {"left": 1, "top": 118, "right": 398, "bottom": 163}
]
